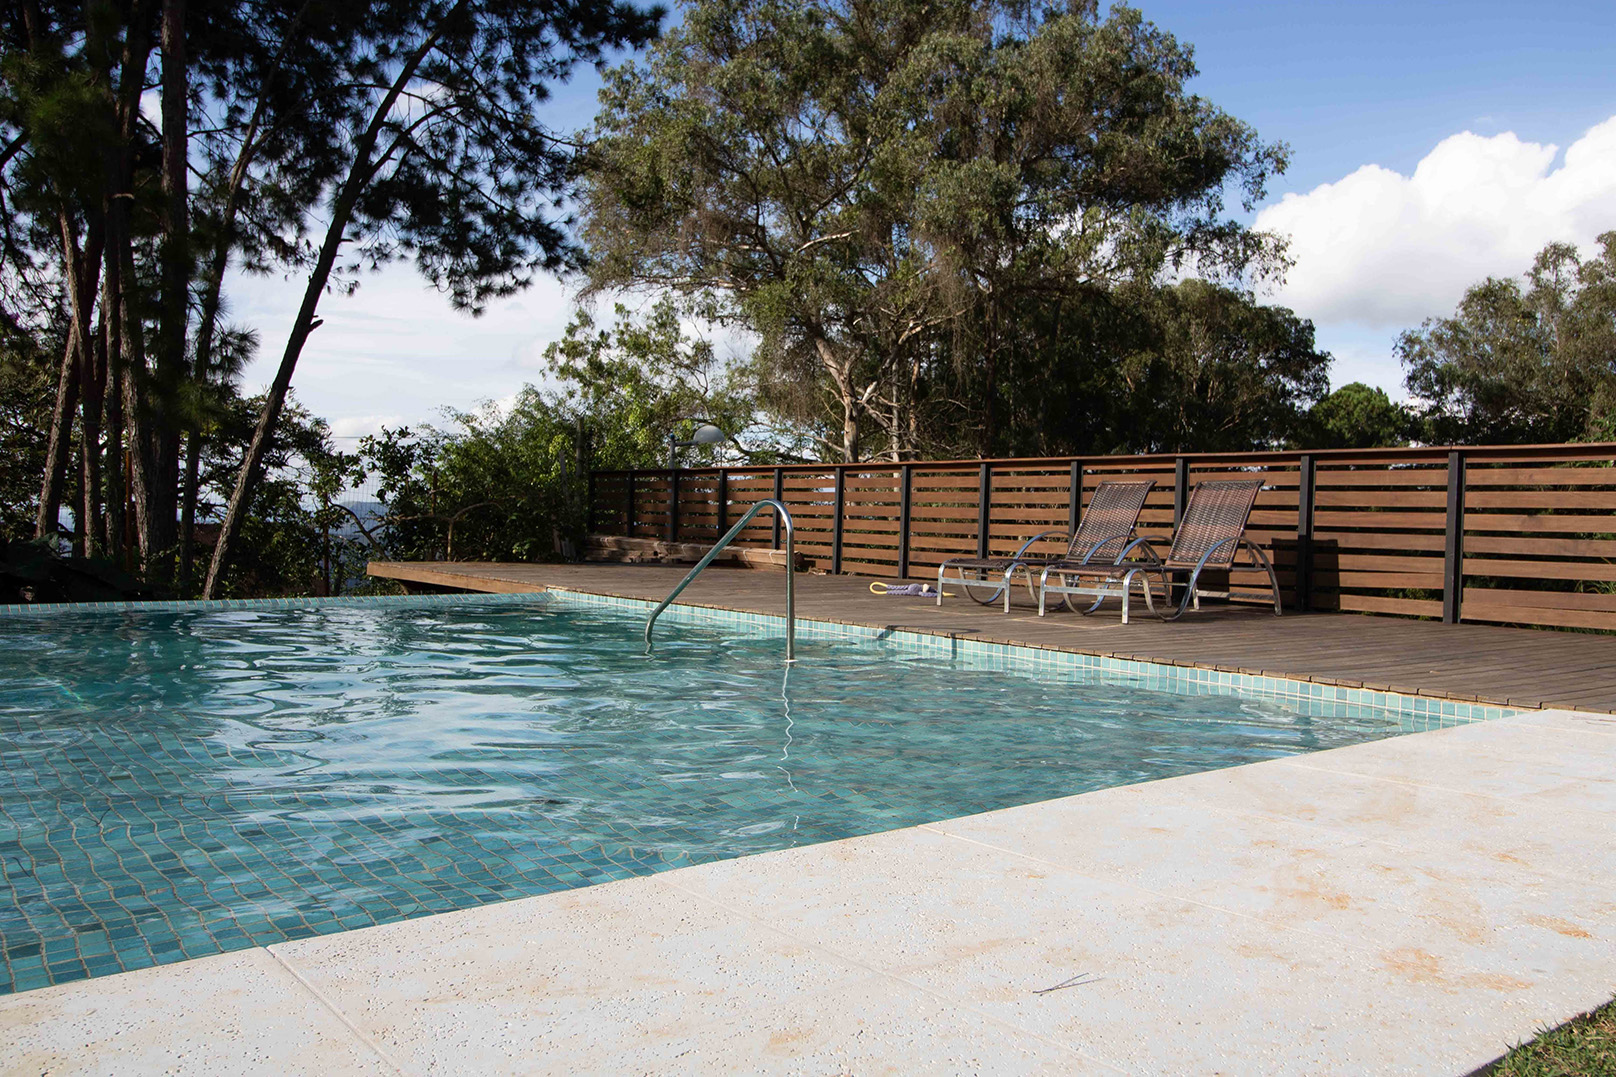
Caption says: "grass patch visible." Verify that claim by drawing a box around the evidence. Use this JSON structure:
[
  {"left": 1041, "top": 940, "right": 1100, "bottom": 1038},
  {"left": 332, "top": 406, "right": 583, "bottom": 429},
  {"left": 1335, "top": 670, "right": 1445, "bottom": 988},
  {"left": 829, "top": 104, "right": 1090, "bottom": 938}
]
[{"left": 1479, "top": 996, "right": 1616, "bottom": 1075}]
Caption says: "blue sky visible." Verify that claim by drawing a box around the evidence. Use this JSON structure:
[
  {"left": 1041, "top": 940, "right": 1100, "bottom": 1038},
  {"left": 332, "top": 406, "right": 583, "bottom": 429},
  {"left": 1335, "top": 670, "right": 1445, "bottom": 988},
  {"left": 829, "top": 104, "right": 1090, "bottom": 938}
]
[
  {"left": 231, "top": 0, "right": 1616, "bottom": 437},
  {"left": 1136, "top": 0, "right": 1616, "bottom": 194}
]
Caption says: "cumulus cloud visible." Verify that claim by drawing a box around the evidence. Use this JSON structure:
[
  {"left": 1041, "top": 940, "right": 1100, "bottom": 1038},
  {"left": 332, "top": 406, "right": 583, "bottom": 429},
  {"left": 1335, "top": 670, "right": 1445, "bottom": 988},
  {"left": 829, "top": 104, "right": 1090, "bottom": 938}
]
[
  {"left": 228, "top": 262, "right": 580, "bottom": 431},
  {"left": 328, "top": 415, "right": 408, "bottom": 440},
  {"left": 1255, "top": 116, "right": 1616, "bottom": 329}
]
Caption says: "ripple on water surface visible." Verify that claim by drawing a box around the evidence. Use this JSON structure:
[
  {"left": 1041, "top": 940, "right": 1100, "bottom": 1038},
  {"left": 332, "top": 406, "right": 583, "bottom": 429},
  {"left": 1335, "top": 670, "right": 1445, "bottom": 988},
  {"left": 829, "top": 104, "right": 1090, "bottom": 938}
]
[{"left": 0, "top": 601, "right": 1411, "bottom": 993}]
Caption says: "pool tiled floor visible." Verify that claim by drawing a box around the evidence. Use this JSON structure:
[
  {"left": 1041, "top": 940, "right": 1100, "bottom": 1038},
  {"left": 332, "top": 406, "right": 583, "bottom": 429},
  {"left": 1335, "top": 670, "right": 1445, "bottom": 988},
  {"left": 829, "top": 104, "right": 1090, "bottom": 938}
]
[{"left": 4, "top": 707, "right": 1614, "bottom": 1075}]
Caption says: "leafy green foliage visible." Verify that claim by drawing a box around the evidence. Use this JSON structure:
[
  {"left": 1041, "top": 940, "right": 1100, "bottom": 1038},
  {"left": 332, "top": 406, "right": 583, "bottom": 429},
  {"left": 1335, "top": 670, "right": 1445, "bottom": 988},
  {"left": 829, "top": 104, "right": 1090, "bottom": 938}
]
[
  {"left": 350, "top": 300, "right": 758, "bottom": 564},
  {"left": 582, "top": 0, "right": 1289, "bottom": 460},
  {"left": 199, "top": 391, "right": 363, "bottom": 598},
  {"left": 1307, "top": 382, "right": 1411, "bottom": 450},
  {"left": 0, "top": 335, "right": 54, "bottom": 541},
  {"left": 1399, "top": 233, "right": 1616, "bottom": 445},
  {"left": 545, "top": 298, "right": 761, "bottom": 469},
  {"left": 1092, "top": 280, "right": 1329, "bottom": 454}
]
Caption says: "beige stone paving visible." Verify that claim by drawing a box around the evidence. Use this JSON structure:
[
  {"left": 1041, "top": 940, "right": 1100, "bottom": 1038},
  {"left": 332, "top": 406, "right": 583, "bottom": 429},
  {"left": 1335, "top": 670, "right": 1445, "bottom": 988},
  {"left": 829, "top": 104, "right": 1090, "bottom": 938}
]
[{"left": 3, "top": 708, "right": 1614, "bottom": 1075}]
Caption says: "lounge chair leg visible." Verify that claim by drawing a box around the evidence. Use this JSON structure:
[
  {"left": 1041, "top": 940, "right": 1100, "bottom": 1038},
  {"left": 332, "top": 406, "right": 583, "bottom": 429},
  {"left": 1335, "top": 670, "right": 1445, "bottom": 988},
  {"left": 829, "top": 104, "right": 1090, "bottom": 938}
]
[
  {"left": 1246, "top": 539, "right": 1283, "bottom": 616},
  {"left": 1003, "top": 566, "right": 1015, "bottom": 614},
  {"left": 936, "top": 564, "right": 947, "bottom": 606},
  {"left": 1166, "top": 567, "right": 1200, "bottom": 621}
]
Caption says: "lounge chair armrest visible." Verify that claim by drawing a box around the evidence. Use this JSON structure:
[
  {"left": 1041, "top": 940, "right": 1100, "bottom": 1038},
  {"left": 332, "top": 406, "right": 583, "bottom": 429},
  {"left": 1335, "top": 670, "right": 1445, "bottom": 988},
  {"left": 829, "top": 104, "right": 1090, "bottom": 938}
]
[
  {"left": 1076, "top": 531, "right": 1137, "bottom": 565},
  {"left": 1118, "top": 535, "right": 1165, "bottom": 565},
  {"left": 1009, "top": 529, "right": 1068, "bottom": 560},
  {"left": 1188, "top": 536, "right": 1241, "bottom": 574}
]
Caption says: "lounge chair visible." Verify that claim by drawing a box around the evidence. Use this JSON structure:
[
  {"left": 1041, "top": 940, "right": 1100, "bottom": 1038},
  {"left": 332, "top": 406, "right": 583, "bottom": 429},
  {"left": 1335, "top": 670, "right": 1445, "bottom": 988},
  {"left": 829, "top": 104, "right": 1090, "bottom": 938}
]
[
  {"left": 1036, "top": 478, "right": 1281, "bottom": 623},
  {"left": 936, "top": 479, "right": 1155, "bottom": 612}
]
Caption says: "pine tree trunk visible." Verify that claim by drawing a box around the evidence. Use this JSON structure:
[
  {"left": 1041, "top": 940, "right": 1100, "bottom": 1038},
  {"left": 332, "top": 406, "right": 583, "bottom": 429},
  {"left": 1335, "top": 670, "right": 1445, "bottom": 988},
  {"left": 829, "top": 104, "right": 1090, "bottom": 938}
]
[
  {"left": 177, "top": 430, "right": 201, "bottom": 593},
  {"left": 202, "top": 11, "right": 463, "bottom": 597},
  {"left": 149, "top": 0, "right": 188, "bottom": 586},
  {"left": 201, "top": 260, "right": 332, "bottom": 597},
  {"left": 70, "top": 220, "right": 107, "bottom": 558},
  {"left": 103, "top": 258, "right": 127, "bottom": 562},
  {"left": 120, "top": 234, "right": 161, "bottom": 573},
  {"left": 34, "top": 333, "right": 79, "bottom": 541},
  {"left": 106, "top": 7, "right": 160, "bottom": 580},
  {"left": 79, "top": 329, "right": 106, "bottom": 558}
]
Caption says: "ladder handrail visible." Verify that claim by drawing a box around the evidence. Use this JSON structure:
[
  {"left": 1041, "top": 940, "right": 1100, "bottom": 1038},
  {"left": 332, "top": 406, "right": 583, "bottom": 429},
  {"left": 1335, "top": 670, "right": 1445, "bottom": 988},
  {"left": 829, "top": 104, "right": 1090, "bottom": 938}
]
[{"left": 644, "top": 498, "right": 795, "bottom": 661}]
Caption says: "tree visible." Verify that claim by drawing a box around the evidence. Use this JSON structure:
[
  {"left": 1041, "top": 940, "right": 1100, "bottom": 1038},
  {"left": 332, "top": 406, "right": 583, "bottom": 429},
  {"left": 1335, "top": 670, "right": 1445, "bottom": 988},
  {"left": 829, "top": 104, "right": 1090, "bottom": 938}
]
[
  {"left": 0, "top": 327, "right": 54, "bottom": 540},
  {"left": 1307, "top": 382, "right": 1409, "bottom": 450},
  {"left": 1399, "top": 233, "right": 1616, "bottom": 445},
  {"left": 2, "top": 1, "right": 661, "bottom": 597},
  {"left": 0, "top": 0, "right": 372, "bottom": 580},
  {"left": 346, "top": 298, "right": 761, "bottom": 565},
  {"left": 544, "top": 298, "right": 762, "bottom": 469},
  {"left": 202, "top": 0, "right": 662, "bottom": 596},
  {"left": 1108, "top": 280, "right": 1329, "bottom": 453},
  {"left": 581, "top": 0, "right": 1287, "bottom": 462}
]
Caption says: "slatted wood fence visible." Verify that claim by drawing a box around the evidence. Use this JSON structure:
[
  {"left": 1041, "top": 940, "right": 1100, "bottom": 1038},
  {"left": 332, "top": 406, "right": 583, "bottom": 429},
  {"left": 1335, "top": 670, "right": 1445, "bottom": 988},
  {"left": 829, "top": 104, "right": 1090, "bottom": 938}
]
[{"left": 588, "top": 443, "right": 1616, "bottom": 632}]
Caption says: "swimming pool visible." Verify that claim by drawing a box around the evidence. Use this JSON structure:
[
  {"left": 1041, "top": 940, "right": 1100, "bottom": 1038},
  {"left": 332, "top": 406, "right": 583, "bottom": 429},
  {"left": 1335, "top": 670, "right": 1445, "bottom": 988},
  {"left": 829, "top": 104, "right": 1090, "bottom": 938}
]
[{"left": 0, "top": 593, "right": 1489, "bottom": 994}]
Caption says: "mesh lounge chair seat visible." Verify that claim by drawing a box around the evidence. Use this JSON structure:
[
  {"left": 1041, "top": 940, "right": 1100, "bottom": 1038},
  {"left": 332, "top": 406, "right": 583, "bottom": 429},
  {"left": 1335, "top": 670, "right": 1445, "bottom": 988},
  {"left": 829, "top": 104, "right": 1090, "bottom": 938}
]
[
  {"left": 937, "top": 479, "right": 1155, "bottom": 612},
  {"left": 1036, "top": 479, "right": 1282, "bottom": 624}
]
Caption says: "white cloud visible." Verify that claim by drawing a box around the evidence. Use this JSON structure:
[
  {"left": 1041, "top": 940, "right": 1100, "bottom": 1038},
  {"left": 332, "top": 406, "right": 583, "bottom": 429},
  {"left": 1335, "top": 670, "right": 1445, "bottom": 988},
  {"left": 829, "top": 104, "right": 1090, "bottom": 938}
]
[
  {"left": 1255, "top": 115, "right": 1616, "bottom": 330},
  {"left": 227, "top": 263, "right": 762, "bottom": 433},
  {"left": 328, "top": 415, "right": 408, "bottom": 440},
  {"left": 229, "top": 263, "right": 582, "bottom": 431}
]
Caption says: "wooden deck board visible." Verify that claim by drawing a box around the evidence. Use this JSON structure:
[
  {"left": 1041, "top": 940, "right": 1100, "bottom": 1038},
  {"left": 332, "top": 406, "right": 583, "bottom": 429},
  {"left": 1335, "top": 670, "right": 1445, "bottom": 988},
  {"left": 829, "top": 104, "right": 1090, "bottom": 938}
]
[{"left": 367, "top": 561, "right": 1616, "bottom": 713}]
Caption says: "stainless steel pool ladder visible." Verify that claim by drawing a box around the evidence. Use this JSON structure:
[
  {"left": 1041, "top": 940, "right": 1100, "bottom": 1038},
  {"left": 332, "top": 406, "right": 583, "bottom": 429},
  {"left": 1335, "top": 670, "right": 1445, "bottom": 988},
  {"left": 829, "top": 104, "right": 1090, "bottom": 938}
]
[{"left": 644, "top": 499, "right": 796, "bottom": 661}]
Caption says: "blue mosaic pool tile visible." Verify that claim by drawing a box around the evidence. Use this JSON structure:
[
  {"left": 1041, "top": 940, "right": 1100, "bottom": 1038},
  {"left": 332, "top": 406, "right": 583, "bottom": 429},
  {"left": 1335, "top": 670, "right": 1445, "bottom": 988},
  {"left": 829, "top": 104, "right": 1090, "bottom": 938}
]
[{"left": 559, "top": 586, "right": 1515, "bottom": 726}]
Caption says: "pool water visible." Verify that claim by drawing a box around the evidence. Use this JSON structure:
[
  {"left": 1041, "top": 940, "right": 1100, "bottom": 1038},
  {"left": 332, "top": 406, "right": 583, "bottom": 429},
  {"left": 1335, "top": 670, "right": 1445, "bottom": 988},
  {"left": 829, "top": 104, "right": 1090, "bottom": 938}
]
[{"left": 3, "top": 598, "right": 1425, "bottom": 994}]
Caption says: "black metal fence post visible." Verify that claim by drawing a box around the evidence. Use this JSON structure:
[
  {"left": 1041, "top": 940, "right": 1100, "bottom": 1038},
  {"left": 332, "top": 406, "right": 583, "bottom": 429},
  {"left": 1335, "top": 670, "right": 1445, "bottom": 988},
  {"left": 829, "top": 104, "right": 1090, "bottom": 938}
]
[
  {"left": 1173, "top": 456, "right": 1190, "bottom": 527},
  {"left": 1443, "top": 450, "right": 1466, "bottom": 623},
  {"left": 771, "top": 468, "right": 784, "bottom": 549},
  {"left": 897, "top": 464, "right": 914, "bottom": 579},
  {"left": 668, "top": 469, "right": 680, "bottom": 543},
  {"left": 976, "top": 463, "right": 992, "bottom": 558},
  {"left": 1296, "top": 454, "right": 1316, "bottom": 612},
  {"left": 585, "top": 470, "right": 595, "bottom": 534},
  {"left": 831, "top": 467, "right": 846, "bottom": 574},
  {"left": 1068, "top": 460, "right": 1083, "bottom": 536},
  {"left": 716, "top": 470, "right": 729, "bottom": 535}
]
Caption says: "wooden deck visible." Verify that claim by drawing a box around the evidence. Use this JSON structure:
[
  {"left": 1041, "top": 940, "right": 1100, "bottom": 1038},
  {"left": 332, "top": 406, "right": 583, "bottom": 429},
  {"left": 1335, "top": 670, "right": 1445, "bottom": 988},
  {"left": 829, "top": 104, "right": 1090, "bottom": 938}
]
[{"left": 368, "top": 561, "right": 1616, "bottom": 713}]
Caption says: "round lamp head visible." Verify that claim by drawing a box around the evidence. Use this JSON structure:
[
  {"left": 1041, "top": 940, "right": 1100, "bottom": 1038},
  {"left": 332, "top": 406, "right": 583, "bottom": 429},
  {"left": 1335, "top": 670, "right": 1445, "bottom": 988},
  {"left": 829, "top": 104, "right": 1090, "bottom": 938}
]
[{"left": 691, "top": 423, "right": 726, "bottom": 445}]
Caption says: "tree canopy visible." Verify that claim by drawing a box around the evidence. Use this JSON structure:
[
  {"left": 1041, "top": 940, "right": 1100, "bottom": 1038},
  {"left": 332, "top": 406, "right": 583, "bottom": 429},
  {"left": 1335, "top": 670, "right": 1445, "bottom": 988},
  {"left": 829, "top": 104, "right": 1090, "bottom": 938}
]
[
  {"left": 1306, "top": 382, "right": 1410, "bottom": 450},
  {"left": 1399, "top": 233, "right": 1616, "bottom": 445},
  {"left": 0, "top": 0, "right": 661, "bottom": 596},
  {"left": 581, "top": 0, "right": 1291, "bottom": 461}
]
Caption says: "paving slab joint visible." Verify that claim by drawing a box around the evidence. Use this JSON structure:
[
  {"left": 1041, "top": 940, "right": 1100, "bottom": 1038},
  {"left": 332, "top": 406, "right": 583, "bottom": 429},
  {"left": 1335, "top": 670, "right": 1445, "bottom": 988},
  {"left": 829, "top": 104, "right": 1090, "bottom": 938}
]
[{"left": 266, "top": 947, "right": 412, "bottom": 1075}]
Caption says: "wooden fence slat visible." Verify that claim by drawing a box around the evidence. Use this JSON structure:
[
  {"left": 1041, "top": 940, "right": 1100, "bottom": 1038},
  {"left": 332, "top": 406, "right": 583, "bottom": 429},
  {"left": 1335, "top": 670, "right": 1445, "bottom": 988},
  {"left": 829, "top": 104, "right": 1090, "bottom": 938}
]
[{"left": 589, "top": 444, "right": 1616, "bottom": 632}]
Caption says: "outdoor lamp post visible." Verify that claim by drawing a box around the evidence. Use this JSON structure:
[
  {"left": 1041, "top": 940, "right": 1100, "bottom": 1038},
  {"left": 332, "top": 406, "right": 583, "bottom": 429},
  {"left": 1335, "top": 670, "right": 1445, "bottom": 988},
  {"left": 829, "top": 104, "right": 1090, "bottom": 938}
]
[{"left": 667, "top": 421, "right": 726, "bottom": 471}]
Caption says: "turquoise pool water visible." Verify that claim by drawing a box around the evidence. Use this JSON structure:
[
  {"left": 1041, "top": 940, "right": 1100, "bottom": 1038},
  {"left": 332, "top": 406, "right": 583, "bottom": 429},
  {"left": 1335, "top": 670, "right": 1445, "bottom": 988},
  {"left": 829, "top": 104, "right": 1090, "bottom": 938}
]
[{"left": 2, "top": 597, "right": 1440, "bottom": 994}]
